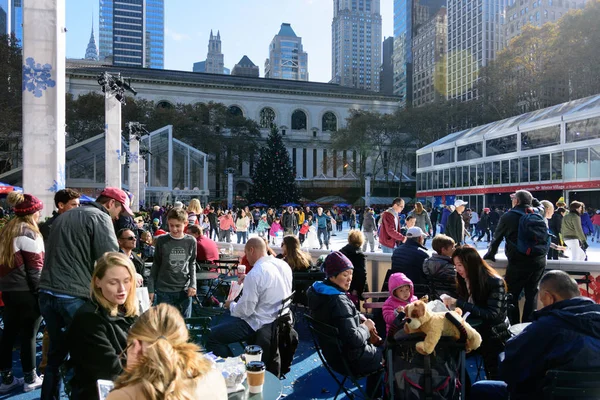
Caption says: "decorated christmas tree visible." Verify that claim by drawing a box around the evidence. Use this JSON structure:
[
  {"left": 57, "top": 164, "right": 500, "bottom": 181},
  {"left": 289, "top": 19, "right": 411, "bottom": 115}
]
[{"left": 248, "top": 126, "right": 300, "bottom": 207}]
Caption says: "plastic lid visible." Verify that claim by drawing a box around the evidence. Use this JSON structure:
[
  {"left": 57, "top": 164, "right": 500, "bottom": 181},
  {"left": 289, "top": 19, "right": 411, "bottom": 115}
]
[
  {"left": 245, "top": 345, "right": 263, "bottom": 355},
  {"left": 246, "top": 361, "right": 265, "bottom": 372}
]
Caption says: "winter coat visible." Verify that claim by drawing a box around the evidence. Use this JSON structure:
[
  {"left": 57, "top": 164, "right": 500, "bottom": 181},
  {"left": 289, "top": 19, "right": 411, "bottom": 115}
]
[
  {"left": 362, "top": 212, "right": 376, "bottom": 233},
  {"left": 446, "top": 211, "right": 465, "bottom": 245},
  {"left": 0, "top": 223, "right": 44, "bottom": 293},
  {"left": 256, "top": 219, "right": 270, "bottom": 233},
  {"left": 38, "top": 210, "right": 59, "bottom": 243},
  {"left": 339, "top": 243, "right": 367, "bottom": 298},
  {"left": 282, "top": 211, "right": 297, "bottom": 231},
  {"left": 382, "top": 272, "right": 417, "bottom": 333},
  {"left": 422, "top": 254, "right": 457, "bottom": 300},
  {"left": 562, "top": 211, "right": 586, "bottom": 242},
  {"left": 548, "top": 211, "right": 564, "bottom": 245},
  {"left": 501, "top": 297, "right": 600, "bottom": 400},
  {"left": 580, "top": 212, "right": 593, "bottom": 236},
  {"left": 430, "top": 208, "right": 440, "bottom": 224},
  {"left": 379, "top": 208, "right": 405, "bottom": 249},
  {"left": 389, "top": 239, "right": 429, "bottom": 287},
  {"left": 440, "top": 207, "right": 452, "bottom": 228},
  {"left": 314, "top": 213, "right": 329, "bottom": 230},
  {"left": 270, "top": 221, "right": 282, "bottom": 237},
  {"left": 307, "top": 280, "right": 382, "bottom": 375},
  {"left": 68, "top": 301, "right": 136, "bottom": 400},
  {"left": 409, "top": 210, "right": 432, "bottom": 234},
  {"left": 218, "top": 215, "right": 235, "bottom": 231},
  {"left": 39, "top": 202, "right": 119, "bottom": 299},
  {"left": 477, "top": 212, "right": 490, "bottom": 230},
  {"left": 592, "top": 213, "right": 600, "bottom": 226},
  {"left": 235, "top": 216, "right": 250, "bottom": 232},
  {"left": 470, "top": 212, "right": 479, "bottom": 225}
]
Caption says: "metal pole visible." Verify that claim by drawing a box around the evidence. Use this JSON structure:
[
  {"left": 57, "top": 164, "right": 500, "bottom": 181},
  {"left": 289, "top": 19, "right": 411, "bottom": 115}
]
[
  {"left": 22, "top": 0, "right": 66, "bottom": 218},
  {"left": 227, "top": 168, "right": 234, "bottom": 210},
  {"left": 365, "top": 173, "right": 372, "bottom": 207},
  {"left": 105, "top": 93, "right": 122, "bottom": 188},
  {"left": 128, "top": 134, "right": 140, "bottom": 212}
]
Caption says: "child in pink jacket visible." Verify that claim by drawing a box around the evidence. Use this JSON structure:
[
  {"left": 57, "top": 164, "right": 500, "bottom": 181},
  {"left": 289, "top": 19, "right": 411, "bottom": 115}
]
[
  {"left": 382, "top": 272, "right": 418, "bottom": 334},
  {"left": 269, "top": 217, "right": 283, "bottom": 245}
]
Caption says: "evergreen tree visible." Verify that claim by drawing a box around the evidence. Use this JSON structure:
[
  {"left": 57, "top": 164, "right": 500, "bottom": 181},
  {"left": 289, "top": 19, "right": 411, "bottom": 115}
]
[{"left": 248, "top": 126, "right": 300, "bottom": 206}]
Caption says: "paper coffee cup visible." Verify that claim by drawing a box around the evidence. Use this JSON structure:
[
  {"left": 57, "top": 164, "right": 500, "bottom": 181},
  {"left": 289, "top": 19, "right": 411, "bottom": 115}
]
[
  {"left": 246, "top": 361, "right": 265, "bottom": 394},
  {"left": 244, "top": 345, "right": 262, "bottom": 363},
  {"left": 237, "top": 265, "right": 246, "bottom": 275}
]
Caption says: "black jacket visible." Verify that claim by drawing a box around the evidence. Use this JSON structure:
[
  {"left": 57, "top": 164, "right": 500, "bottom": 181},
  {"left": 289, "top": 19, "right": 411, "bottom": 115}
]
[
  {"left": 39, "top": 211, "right": 59, "bottom": 243},
  {"left": 40, "top": 202, "right": 119, "bottom": 298},
  {"left": 446, "top": 211, "right": 464, "bottom": 245},
  {"left": 548, "top": 210, "right": 563, "bottom": 245},
  {"left": 486, "top": 205, "right": 547, "bottom": 267},
  {"left": 282, "top": 211, "right": 296, "bottom": 231},
  {"left": 477, "top": 212, "right": 490, "bottom": 230},
  {"left": 68, "top": 301, "right": 136, "bottom": 400},
  {"left": 339, "top": 243, "right": 367, "bottom": 297},
  {"left": 422, "top": 254, "right": 457, "bottom": 299},
  {"left": 307, "top": 280, "right": 381, "bottom": 375},
  {"left": 389, "top": 240, "right": 429, "bottom": 287}
]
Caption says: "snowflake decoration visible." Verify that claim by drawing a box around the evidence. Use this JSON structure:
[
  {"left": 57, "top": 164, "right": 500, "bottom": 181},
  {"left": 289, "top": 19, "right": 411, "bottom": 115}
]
[
  {"left": 129, "top": 151, "right": 139, "bottom": 164},
  {"left": 48, "top": 164, "right": 66, "bottom": 193},
  {"left": 22, "top": 57, "right": 56, "bottom": 98},
  {"left": 116, "top": 149, "right": 122, "bottom": 161}
]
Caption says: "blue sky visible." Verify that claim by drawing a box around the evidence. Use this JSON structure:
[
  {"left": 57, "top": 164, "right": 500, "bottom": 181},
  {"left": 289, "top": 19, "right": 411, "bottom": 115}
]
[{"left": 65, "top": 0, "right": 394, "bottom": 83}]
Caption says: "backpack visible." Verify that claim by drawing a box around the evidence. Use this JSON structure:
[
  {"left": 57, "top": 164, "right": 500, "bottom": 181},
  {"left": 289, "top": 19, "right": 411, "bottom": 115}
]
[{"left": 509, "top": 207, "right": 550, "bottom": 256}]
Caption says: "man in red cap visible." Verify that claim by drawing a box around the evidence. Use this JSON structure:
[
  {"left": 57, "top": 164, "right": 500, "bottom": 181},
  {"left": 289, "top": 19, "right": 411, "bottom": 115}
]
[{"left": 38, "top": 187, "right": 132, "bottom": 399}]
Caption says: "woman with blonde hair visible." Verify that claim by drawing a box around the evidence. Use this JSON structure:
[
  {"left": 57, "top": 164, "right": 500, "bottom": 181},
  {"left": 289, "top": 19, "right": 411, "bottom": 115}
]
[
  {"left": 67, "top": 252, "right": 138, "bottom": 399},
  {"left": 281, "top": 235, "right": 312, "bottom": 271},
  {"left": 107, "top": 303, "right": 227, "bottom": 400},
  {"left": 186, "top": 199, "right": 202, "bottom": 226},
  {"left": 0, "top": 192, "right": 44, "bottom": 393}
]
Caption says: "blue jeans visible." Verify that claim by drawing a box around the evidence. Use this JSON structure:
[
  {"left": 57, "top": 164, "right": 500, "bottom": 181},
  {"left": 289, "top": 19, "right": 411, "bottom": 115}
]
[
  {"left": 155, "top": 290, "right": 192, "bottom": 318},
  {"left": 381, "top": 244, "right": 395, "bottom": 254},
  {"left": 317, "top": 227, "right": 329, "bottom": 247},
  {"left": 594, "top": 225, "right": 600, "bottom": 240},
  {"left": 205, "top": 313, "right": 255, "bottom": 357},
  {"left": 39, "top": 292, "right": 86, "bottom": 400},
  {"left": 471, "top": 380, "right": 508, "bottom": 400},
  {"left": 237, "top": 231, "right": 247, "bottom": 244}
]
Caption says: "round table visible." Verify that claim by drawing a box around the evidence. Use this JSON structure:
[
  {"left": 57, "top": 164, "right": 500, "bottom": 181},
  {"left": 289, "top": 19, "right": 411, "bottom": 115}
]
[{"left": 227, "top": 370, "right": 283, "bottom": 400}]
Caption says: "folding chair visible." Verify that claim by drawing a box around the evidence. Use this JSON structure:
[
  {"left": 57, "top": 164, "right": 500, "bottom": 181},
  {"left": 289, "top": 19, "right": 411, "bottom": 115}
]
[
  {"left": 305, "top": 314, "right": 384, "bottom": 399},
  {"left": 185, "top": 316, "right": 212, "bottom": 348},
  {"left": 543, "top": 369, "right": 600, "bottom": 399}
]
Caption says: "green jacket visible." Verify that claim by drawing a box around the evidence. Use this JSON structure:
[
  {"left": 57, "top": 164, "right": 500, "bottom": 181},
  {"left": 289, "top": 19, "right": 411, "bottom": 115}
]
[
  {"left": 561, "top": 212, "right": 586, "bottom": 242},
  {"left": 39, "top": 202, "right": 119, "bottom": 299}
]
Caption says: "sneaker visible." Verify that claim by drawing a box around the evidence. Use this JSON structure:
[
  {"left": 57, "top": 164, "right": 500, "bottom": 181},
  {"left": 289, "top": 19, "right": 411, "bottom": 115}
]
[
  {"left": 24, "top": 375, "right": 43, "bottom": 392},
  {"left": 0, "top": 377, "right": 23, "bottom": 394}
]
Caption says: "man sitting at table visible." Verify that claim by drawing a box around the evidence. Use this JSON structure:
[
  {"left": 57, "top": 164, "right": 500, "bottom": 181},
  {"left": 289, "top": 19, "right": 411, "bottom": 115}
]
[
  {"left": 187, "top": 225, "right": 219, "bottom": 265},
  {"left": 471, "top": 270, "right": 600, "bottom": 400},
  {"left": 206, "top": 238, "right": 293, "bottom": 357}
]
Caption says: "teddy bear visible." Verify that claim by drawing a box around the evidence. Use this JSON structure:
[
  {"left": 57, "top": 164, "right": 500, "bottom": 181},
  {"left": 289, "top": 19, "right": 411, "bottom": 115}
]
[{"left": 403, "top": 298, "right": 482, "bottom": 355}]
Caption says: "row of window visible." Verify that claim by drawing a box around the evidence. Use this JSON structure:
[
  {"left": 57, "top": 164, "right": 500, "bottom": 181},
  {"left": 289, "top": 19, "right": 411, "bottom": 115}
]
[
  {"left": 417, "top": 146, "right": 600, "bottom": 191},
  {"left": 224, "top": 106, "right": 338, "bottom": 132}
]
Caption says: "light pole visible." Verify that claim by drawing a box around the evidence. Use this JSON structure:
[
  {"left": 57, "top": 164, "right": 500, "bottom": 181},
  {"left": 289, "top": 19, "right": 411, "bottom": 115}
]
[
  {"left": 226, "top": 167, "right": 235, "bottom": 210},
  {"left": 127, "top": 122, "right": 148, "bottom": 212},
  {"left": 365, "top": 173, "right": 372, "bottom": 208},
  {"left": 97, "top": 72, "right": 137, "bottom": 188}
]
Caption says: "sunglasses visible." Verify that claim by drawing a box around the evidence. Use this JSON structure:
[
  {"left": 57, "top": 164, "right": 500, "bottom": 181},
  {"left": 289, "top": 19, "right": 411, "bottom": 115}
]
[{"left": 120, "top": 236, "right": 136, "bottom": 241}]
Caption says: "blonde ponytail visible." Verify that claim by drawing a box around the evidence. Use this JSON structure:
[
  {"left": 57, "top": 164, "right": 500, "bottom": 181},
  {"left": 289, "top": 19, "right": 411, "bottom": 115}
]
[
  {"left": 6, "top": 191, "right": 24, "bottom": 207},
  {"left": 0, "top": 192, "right": 40, "bottom": 268}
]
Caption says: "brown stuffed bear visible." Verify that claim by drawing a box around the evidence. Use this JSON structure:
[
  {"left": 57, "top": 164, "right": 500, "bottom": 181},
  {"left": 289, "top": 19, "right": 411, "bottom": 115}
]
[{"left": 403, "top": 299, "right": 482, "bottom": 355}]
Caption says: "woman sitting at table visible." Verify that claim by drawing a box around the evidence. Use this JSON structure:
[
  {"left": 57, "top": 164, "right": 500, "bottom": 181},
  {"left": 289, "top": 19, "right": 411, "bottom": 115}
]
[
  {"left": 281, "top": 235, "right": 312, "bottom": 271},
  {"left": 442, "top": 245, "right": 510, "bottom": 379},
  {"left": 67, "top": 252, "right": 138, "bottom": 400},
  {"left": 107, "top": 303, "right": 227, "bottom": 400},
  {"left": 307, "top": 251, "right": 382, "bottom": 397},
  {"left": 339, "top": 229, "right": 368, "bottom": 308}
]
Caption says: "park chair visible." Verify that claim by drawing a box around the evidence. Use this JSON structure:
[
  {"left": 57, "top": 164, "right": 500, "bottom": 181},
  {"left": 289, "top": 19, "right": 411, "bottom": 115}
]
[
  {"left": 543, "top": 369, "right": 600, "bottom": 399},
  {"left": 305, "top": 313, "right": 384, "bottom": 399},
  {"left": 185, "top": 316, "right": 212, "bottom": 348}
]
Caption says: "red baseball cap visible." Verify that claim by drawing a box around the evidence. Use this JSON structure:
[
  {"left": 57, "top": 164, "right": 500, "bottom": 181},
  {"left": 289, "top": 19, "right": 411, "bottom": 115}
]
[{"left": 99, "top": 187, "right": 133, "bottom": 216}]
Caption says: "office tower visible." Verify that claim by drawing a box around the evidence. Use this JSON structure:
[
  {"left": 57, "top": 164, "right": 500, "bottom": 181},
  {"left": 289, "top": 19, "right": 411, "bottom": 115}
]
[
  {"left": 380, "top": 36, "right": 394, "bottom": 94},
  {"left": 264, "top": 23, "right": 308, "bottom": 81},
  {"left": 1, "top": 0, "right": 22, "bottom": 42},
  {"left": 447, "top": 0, "right": 506, "bottom": 101},
  {"left": 85, "top": 17, "right": 99, "bottom": 61},
  {"left": 232, "top": 55, "right": 260, "bottom": 77},
  {"left": 331, "top": 0, "right": 382, "bottom": 91},
  {"left": 412, "top": 7, "right": 446, "bottom": 106},
  {"left": 99, "top": 0, "right": 164, "bottom": 68},
  {"left": 205, "top": 30, "right": 224, "bottom": 74},
  {"left": 393, "top": 0, "right": 445, "bottom": 105},
  {"left": 503, "top": 0, "right": 586, "bottom": 48}
]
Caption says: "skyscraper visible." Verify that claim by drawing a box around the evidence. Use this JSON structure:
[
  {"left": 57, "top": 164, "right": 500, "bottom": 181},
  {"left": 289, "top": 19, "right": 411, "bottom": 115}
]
[
  {"left": 392, "top": 0, "right": 445, "bottom": 105},
  {"left": 205, "top": 30, "right": 224, "bottom": 74},
  {"left": 447, "top": 0, "right": 506, "bottom": 101},
  {"left": 264, "top": 23, "right": 308, "bottom": 81},
  {"left": 99, "top": 0, "right": 164, "bottom": 69},
  {"left": 85, "top": 17, "right": 99, "bottom": 61},
  {"left": 232, "top": 56, "right": 260, "bottom": 78},
  {"left": 1, "top": 0, "right": 23, "bottom": 43},
  {"left": 331, "top": 0, "right": 382, "bottom": 91},
  {"left": 380, "top": 36, "right": 394, "bottom": 95}
]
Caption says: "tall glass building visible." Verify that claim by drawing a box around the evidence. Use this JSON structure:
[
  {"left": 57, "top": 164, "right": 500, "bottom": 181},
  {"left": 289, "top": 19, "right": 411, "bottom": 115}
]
[
  {"left": 264, "top": 23, "right": 308, "bottom": 81},
  {"left": 99, "top": 0, "right": 164, "bottom": 69},
  {"left": 1, "top": 0, "right": 23, "bottom": 43}
]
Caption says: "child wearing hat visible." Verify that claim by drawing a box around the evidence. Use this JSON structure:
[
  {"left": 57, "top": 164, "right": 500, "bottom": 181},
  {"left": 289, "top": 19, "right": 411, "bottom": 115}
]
[{"left": 256, "top": 214, "right": 270, "bottom": 238}]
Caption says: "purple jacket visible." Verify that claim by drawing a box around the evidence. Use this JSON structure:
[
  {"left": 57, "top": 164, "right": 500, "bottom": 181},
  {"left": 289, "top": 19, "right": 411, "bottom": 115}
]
[
  {"left": 383, "top": 272, "right": 417, "bottom": 333},
  {"left": 440, "top": 207, "right": 452, "bottom": 228},
  {"left": 581, "top": 212, "right": 594, "bottom": 236}
]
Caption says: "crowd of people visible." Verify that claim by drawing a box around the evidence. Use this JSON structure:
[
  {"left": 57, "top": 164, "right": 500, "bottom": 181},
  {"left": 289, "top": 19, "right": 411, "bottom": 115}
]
[{"left": 0, "top": 187, "right": 599, "bottom": 399}]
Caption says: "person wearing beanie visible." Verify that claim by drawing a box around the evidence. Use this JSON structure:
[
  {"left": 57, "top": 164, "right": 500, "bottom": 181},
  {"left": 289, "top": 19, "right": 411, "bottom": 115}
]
[
  {"left": 307, "top": 251, "right": 383, "bottom": 398},
  {"left": 0, "top": 192, "right": 45, "bottom": 393}
]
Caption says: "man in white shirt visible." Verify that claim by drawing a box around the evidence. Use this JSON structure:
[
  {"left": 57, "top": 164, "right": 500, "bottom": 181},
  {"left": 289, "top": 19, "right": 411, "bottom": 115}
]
[{"left": 206, "top": 238, "right": 293, "bottom": 357}]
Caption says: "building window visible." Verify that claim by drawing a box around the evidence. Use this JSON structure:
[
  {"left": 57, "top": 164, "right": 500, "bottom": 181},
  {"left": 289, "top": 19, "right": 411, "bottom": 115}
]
[
  {"left": 418, "top": 153, "right": 432, "bottom": 168},
  {"left": 302, "top": 148, "right": 307, "bottom": 178},
  {"left": 323, "top": 149, "right": 327, "bottom": 175},
  {"left": 485, "top": 162, "right": 493, "bottom": 185},
  {"left": 521, "top": 126, "right": 560, "bottom": 151},
  {"left": 530, "top": 155, "right": 540, "bottom": 182},
  {"left": 259, "top": 107, "right": 276, "bottom": 128},
  {"left": 540, "top": 154, "right": 551, "bottom": 181},
  {"left": 292, "top": 148, "right": 297, "bottom": 170},
  {"left": 510, "top": 159, "right": 519, "bottom": 183},
  {"left": 577, "top": 149, "right": 589, "bottom": 179},
  {"left": 552, "top": 152, "right": 563, "bottom": 180},
  {"left": 313, "top": 149, "right": 317, "bottom": 177},
  {"left": 228, "top": 105, "right": 243, "bottom": 117},
  {"left": 590, "top": 146, "right": 600, "bottom": 178},
  {"left": 566, "top": 116, "right": 600, "bottom": 143},
  {"left": 291, "top": 110, "right": 307, "bottom": 130},
  {"left": 322, "top": 112, "right": 338, "bottom": 132},
  {"left": 563, "top": 150, "right": 575, "bottom": 179},
  {"left": 520, "top": 158, "right": 529, "bottom": 182},
  {"left": 486, "top": 134, "right": 517, "bottom": 156},
  {"left": 333, "top": 150, "right": 337, "bottom": 178},
  {"left": 434, "top": 148, "right": 455, "bottom": 165},
  {"left": 457, "top": 142, "right": 483, "bottom": 161},
  {"left": 501, "top": 160, "right": 510, "bottom": 184}
]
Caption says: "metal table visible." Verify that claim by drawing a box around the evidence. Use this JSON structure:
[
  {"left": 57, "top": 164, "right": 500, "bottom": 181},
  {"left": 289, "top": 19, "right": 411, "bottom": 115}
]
[{"left": 227, "top": 370, "right": 283, "bottom": 400}]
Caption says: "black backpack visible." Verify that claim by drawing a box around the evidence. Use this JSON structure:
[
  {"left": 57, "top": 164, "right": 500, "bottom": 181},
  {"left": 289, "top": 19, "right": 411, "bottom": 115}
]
[{"left": 509, "top": 207, "right": 550, "bottom": 256}]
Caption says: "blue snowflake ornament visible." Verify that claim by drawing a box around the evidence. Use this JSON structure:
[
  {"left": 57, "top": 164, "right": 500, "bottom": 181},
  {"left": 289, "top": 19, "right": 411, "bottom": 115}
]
[
  {"left": 129, "top": 151, "right": 139, "bottom": 164},
  {"left": 22, "top": 57, "right": 56, "bottom": 98},
  {"left": 48, "top": 164, "right": 66, "bottom": 193}
]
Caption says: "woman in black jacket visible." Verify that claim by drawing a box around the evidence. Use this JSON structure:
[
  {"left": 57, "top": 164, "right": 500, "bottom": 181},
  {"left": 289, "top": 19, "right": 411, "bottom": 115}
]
[
  {"left": 67, "top": 252, "right": 138, "bottom": 400},
  {"left": 442, "top": 246, "right": 509, "bottom": 380},
  {"left": 339, "top": 230, "right": 368, "bottom": 308},
  {"left": 307, "top": 252, "right": 382, "bottom": 397},
  {"left": 548, "top": 207, "right": 566, "bottom": 260}
]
